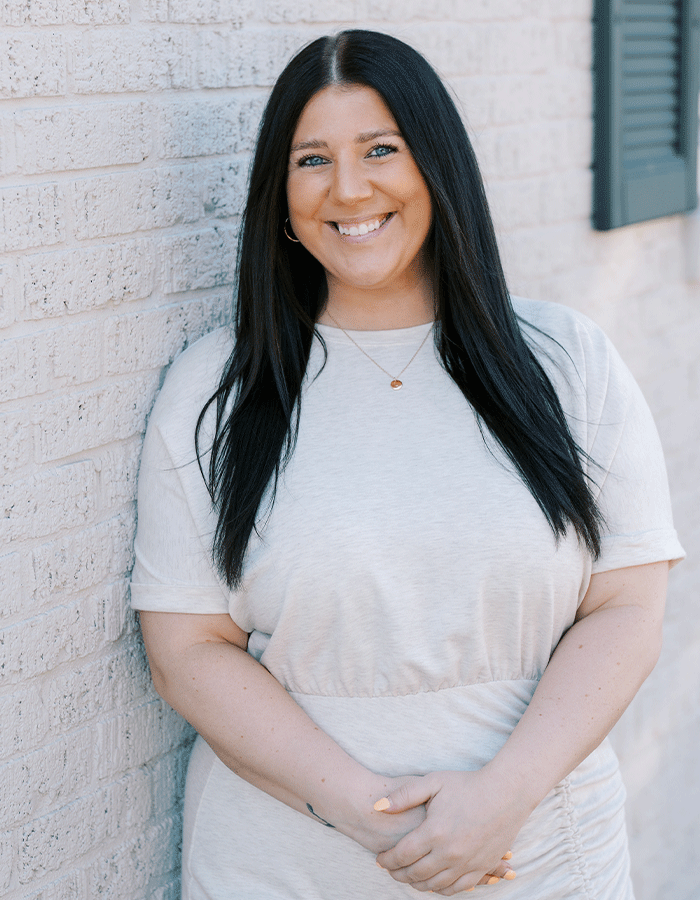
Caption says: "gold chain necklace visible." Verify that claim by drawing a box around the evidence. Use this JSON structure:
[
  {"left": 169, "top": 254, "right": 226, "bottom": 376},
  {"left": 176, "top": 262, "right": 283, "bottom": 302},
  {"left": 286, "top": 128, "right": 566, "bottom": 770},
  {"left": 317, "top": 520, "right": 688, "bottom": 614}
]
[{"left": 325, "top": 312, "right": 434, "bottom": 390}]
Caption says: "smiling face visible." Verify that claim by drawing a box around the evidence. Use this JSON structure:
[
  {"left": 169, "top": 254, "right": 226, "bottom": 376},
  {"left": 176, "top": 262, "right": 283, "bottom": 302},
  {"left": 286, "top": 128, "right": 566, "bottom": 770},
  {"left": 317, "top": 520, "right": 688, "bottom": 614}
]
[{"left": 286, "top": 85, "right": 433, "bottom": 320}]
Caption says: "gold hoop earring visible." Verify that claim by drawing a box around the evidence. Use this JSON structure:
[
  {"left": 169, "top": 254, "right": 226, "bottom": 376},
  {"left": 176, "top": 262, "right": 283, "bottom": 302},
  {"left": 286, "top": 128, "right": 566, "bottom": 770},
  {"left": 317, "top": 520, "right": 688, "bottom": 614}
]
[{"left": 284, "top": 218, "right": 300, "bottom": 243}]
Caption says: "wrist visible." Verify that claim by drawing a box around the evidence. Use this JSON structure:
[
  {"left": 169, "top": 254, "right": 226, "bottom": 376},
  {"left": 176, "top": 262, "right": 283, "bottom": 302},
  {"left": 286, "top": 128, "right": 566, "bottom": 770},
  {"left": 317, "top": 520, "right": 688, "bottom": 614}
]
[{"left": 478, "top": 757, "right": 542, "bottom": 822}]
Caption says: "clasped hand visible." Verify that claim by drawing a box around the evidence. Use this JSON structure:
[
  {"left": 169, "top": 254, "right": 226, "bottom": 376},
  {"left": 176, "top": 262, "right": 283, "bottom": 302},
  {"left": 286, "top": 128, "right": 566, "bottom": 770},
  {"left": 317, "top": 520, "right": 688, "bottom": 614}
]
[{"left": 373, "top": 769, "right": 525, "bottom": 895}]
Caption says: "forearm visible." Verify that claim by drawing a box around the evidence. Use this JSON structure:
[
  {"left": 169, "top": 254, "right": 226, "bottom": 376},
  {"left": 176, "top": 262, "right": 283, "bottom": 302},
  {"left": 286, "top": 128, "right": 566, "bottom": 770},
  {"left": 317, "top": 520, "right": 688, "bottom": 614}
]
[
  {"left": 145, "top": 623, "right": 423, "bottom": 850},
  {"left": 483, "top": 599, "right": 663, "bottom": 812}
]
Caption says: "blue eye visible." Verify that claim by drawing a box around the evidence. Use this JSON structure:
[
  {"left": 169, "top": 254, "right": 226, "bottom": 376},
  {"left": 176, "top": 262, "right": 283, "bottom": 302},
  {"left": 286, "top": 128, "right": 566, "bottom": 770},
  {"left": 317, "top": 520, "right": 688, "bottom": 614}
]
[
  {"left": 298, "top": 154, "right": 327, "bottom": 167},
  {"left": 368, "top": 144, "right": 398, "bottom": 158}
]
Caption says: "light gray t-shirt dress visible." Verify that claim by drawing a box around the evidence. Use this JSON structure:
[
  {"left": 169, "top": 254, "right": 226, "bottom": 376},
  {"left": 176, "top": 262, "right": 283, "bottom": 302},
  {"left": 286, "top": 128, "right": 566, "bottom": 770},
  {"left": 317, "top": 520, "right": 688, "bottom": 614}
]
[{"left": 130, "top": 297, "right": 684, "bottom": 900}]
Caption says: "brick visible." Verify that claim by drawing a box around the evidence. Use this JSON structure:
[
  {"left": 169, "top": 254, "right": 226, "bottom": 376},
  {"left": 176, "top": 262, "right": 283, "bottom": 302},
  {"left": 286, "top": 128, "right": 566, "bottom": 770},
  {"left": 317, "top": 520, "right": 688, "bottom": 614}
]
[
  {"left": 0, "top": 551, "right": 28, "bottom": 618},
  {"left": 487, "top": 178, "right": 543, "bottom": 231},
  {"left": 150, "top": 748, "right": 190, "bottom": 819},
  {"left": 104, "top": 580, "right": 137, "bottom": 643},
  {"left": 22, "top": 870, "right": 84, "bottom": 900},
  {"left": 0, "top": 184, "right": 64, "bottom": 253},
  {"left": 1, "top": 460, "right": 97, "bottom": 544},
  {"left": 15, "top": 103, "right": 150, "bottom": 175},
  {"left": 142, "top": 0, "right": 252, "bottom": 23},
  {"left": 150, "top": 878, "right": 182, "bottom": 900},
  {"left": 99, "top": 438, "right": 141, "bottom": 511},
  {"left": 554, "top": 20, "right": 592, "bottom": 70},
  {"left": 85, "top": 814, "right": 181, "bottom": 899},
  {"left": 0, "top": 829, "right": 12, "bottom": 891},
  {"left": 71, "top": 30, "right": 196, "bottom": 94},
  {"left": 1, "top": 0, "right": 129, "bottom": 24},
  {"left": 539, "top": 169, "right": 592, "bottom": 223},
  {"left": 109, "top": 636, "right": 155, "bottom": 709},
  {"left": 0, "top": 409, "right": 32, "bottom": 475},
  {"left": 0, "top": 34, "right": 66, "bottom": 98},
  {"left": 0, "top": 332, "right": 46, "bottom": 403},
  {"left": 160, "top": 226, "right": 237, "bottom": 293},
  {"left": 0, "top": 259, "right": 19, "bottom": 329},
  {"left": 158, "top": 95, "right": 264, "bottom": 159},
  {"left": 95, "top": 700, "right": 192, "bottom": 777},
  {"left": 0, "top": 114, "right": 17, "bottom": 175},
  {"left": 197, "top": 28, "right": 316, "bottom": 88},
  {"left": 24, "top": 240, "right": 155, "bottom": 319},
  {"left": 16, "top": 773, "right": 149, "bottom": 883},
  {"left": 0, "top": 597, "right": 105, "bottom": 687},
  {"left": 72, "top": 168, "right": 200, "bottom": 240},
  {"left": 200, "top": 161, "right": 246, "bottom": 219},
  {"left": 31, "top": 512, "right": 135, "bottom": 601},
  {"left": 0, "top": 730, "right": 92, "bottom": 830},
  {"left": 0, "top": 685, "right": 50, "bottom": 760},
  {"left": 34, "top": 373, "right": 160, "bottom": 462},
  {"left": 43, "top": 666, "right": 107, "bottom": 738},
  {"left": 264, "top": 0, "right": 356, "bottom": 23},
  {"left": 48, "top": 320, "right": 102, "bottom": 387},
  {"left": 102, "top": 299, "right": 228, "bottom": 376}
]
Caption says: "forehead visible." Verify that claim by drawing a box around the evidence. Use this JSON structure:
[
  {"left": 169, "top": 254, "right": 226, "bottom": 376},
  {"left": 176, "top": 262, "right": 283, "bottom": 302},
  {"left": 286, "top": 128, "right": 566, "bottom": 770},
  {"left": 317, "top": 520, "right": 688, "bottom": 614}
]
[{"left": 291, "top": 85, "right": 398, "bottom": 144}]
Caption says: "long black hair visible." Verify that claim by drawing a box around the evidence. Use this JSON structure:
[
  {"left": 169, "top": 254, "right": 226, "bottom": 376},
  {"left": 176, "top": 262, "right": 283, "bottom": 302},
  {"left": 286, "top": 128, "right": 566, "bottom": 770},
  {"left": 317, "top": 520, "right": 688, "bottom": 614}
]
[{"left": 196, "top": 29, "right": 602, "bottom": 588}]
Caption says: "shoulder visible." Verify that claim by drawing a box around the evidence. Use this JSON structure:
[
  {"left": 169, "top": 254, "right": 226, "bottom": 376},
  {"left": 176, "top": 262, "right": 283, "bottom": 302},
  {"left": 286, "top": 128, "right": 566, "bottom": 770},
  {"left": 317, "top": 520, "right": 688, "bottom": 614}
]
[
  {"left": 146, "top": 326, "right": 233, "bottom": 442},
  {"left": 511, "top": 295, "right": 611, "bottom": 357},
  {"left": 511, "top": 295, "right": 619, "bottom": 392}
]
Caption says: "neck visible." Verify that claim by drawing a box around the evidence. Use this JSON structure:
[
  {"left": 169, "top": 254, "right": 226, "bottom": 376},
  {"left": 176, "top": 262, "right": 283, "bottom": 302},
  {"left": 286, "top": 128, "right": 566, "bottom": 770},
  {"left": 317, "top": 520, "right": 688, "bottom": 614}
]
[{"left": 318, "top": 272, "right": 435, "bottom": 331}]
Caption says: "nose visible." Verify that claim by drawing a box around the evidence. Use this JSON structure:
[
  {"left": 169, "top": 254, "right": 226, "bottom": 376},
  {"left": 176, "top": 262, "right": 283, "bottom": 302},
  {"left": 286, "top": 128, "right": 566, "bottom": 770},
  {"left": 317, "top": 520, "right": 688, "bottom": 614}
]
[{"left": 330, "top": 157, "right": 373, "bottom": 205}]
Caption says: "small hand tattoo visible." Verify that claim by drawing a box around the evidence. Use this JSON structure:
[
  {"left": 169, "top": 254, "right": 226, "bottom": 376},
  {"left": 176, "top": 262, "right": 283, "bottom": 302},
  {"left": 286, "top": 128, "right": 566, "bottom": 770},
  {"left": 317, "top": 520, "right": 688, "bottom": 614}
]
[{"left": 306, "top": 803, "right": 335, "bottom": 828}]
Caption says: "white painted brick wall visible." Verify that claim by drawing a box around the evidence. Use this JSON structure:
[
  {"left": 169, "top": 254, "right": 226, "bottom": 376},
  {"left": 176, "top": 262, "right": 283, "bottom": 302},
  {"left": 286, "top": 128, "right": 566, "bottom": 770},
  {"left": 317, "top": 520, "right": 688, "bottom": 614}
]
[{"left": 0, "top": 2, "right": 697, "bottom": 898}]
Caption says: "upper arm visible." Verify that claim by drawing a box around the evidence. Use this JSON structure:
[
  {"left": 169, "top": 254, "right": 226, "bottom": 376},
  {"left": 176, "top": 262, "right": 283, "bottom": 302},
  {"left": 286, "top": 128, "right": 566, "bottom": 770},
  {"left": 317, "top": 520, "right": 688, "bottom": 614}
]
[
  {"left": 575, "top": 560, "right": 669, "bottom": 626},
  {"left": 139, "top": 611, "right": 249, "bottom": 694}
]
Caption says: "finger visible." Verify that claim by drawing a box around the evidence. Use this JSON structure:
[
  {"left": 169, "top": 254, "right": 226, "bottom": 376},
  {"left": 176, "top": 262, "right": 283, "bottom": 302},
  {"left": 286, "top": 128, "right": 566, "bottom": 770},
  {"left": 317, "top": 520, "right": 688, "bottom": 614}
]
[
  {"left": 432, "top": 873, "right": 479, "bottom": 895},
  {"left": 380, "top": 850, "right": 438, "bottom": 884},
  {"left": 484, "top": 861, "right": 516, "bottom": 881},
  {"left": 374, "top": 776, "right": 431, "bottom": 814},
  {"left": 376, "top": 830, "right": 431, "bottom": 870}
]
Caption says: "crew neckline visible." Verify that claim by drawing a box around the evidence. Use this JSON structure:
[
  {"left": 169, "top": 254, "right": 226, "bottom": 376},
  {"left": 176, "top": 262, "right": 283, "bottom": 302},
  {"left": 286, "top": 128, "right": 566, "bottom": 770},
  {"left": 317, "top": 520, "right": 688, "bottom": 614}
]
[{"left": 315, "top": 320, "right": 435, "bottom": 346}]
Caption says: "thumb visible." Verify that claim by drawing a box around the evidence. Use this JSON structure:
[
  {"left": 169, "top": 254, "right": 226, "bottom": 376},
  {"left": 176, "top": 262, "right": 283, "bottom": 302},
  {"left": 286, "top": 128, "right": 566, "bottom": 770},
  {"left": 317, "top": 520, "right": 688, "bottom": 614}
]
[{"left": 373, "top": 776, "right": 431, "bottom": 814}]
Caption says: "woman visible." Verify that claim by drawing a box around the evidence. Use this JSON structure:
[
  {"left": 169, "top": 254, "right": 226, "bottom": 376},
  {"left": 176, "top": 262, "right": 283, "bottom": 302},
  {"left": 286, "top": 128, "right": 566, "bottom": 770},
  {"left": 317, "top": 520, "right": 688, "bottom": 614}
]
[{"left": 131, "top": 30, "right": 684, "bottom": 899}]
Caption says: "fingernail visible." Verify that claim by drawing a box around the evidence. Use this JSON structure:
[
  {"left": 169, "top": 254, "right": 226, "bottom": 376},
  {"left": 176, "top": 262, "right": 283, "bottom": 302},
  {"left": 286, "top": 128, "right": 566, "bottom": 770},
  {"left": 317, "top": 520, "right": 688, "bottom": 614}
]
[
  {"left": 502, "top": 851, "right": 513, "bottom": 861},
  {"left": 374, "top": 797, "right": 391, "bottom": 811},
  {"left": 487, "top": 876, "right": 500, "bottom": 885},
  {"left": 504, "top": 870, "right": 517, "bottom": 880},
  {"left": 466, "top": 889, "right": 475, "bottom": 893}
]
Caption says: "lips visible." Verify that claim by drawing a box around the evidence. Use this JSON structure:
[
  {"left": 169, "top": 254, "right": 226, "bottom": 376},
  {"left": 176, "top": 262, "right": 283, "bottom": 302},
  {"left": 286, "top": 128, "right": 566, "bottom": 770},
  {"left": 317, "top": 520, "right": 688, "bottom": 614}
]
[{"left": 332, "top": 213, "right": 393, "bottom": 236}]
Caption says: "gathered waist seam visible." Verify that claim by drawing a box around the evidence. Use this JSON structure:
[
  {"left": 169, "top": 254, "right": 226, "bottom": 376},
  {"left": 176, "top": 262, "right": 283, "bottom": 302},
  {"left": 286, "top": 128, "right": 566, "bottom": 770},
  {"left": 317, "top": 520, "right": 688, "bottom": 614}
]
[{"left": 285, "top": 674, "right": 542, "bottom": 700}]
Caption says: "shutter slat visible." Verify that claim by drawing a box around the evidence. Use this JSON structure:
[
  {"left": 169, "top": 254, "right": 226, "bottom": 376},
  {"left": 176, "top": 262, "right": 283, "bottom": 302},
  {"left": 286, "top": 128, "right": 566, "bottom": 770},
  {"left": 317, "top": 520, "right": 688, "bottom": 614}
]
[
  {"left": 624, "top": 37, "right": 679, "bottom": 54},
  {"left": 623, "top": 108, "right": 677, "bottom": 127},
  {"left": 623, "top": 125, "right": 677, "bottom": 146},
  {"left": 623, "top": 4, "right": 678, "bottom": 21},
  {"left": 623, "top": 55, "right": 679, "bottom": 74},
  {"left": 622, "top": 73, "right": 677, "bottom": 92}
]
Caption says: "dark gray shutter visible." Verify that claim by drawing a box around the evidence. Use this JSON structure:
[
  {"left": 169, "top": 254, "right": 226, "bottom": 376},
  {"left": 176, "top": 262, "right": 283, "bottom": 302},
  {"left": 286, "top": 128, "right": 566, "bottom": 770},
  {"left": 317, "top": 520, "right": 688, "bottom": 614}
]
[{"left": 593, "top": 0, "right": 700, "bottom": 230}]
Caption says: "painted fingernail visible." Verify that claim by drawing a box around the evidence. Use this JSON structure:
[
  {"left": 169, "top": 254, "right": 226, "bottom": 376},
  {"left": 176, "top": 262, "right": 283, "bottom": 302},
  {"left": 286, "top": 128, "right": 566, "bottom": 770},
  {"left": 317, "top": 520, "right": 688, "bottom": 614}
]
[
  {"left": 504, "top": 870, "right": 517, "bottom": 880},
  {"left": 502, "top": 851, "right": 513, "bottom": 860},
  {"left": 373, "top": 797, "right": 391, "bottom": 811},
  {"left": 487, "top": 876, "right": 500, "bottom": 885}
]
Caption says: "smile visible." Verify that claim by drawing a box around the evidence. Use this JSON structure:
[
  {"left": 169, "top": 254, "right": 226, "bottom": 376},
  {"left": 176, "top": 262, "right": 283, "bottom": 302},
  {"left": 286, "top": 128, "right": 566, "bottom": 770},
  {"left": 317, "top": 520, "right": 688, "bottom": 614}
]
[{"left": 332, "top": 213, "right": 393, "bottom": 236}]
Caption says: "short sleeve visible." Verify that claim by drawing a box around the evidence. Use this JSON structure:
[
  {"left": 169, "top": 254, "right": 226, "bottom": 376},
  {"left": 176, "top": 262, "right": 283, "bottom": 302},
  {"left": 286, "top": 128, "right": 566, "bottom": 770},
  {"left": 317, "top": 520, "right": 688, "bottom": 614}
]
[
  {"left": 515, "top": 296, "right": 685, "bottom": 575},
  {"left": 130, "top": 421, "right": 230, "bottom": 614},
  {"left": 586, "top": 336, "right": 685, "bottom": 573},
  {"left": 129, "top": 329, "right": 235, "bottom": 616}
]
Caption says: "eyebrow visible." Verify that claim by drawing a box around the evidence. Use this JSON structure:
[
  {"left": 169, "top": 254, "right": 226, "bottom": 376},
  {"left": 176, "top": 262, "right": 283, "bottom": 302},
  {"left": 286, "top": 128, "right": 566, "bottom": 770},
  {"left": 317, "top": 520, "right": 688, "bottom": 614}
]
[{"left": 290, "top": 128, "right": 402, "bottom": 154}]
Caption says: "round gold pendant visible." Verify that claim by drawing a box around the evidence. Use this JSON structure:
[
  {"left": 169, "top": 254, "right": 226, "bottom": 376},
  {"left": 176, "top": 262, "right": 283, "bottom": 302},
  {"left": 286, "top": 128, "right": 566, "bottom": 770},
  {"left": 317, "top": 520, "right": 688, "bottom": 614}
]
[{"left": 390, "top": 379, "right": 403, "bottom": 390}]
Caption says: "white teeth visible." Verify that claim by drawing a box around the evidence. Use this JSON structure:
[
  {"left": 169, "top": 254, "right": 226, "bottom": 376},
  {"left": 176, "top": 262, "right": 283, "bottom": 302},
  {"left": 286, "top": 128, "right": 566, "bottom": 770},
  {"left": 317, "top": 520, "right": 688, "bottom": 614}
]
[{"left": 336, "top": 216, "right": 386, "bottom": 236}]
